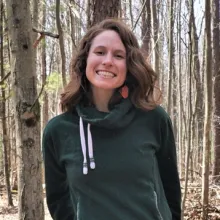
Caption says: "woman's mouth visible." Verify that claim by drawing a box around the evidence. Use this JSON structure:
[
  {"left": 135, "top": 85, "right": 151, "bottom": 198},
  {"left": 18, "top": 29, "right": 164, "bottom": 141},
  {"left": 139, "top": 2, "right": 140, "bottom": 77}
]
[{"left": 96, "top": 71, "right": 116, "bottom": 78}]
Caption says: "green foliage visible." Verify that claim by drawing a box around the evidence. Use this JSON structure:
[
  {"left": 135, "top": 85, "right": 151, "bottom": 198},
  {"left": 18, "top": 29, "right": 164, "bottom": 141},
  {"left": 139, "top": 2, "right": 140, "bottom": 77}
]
[{"left": 45, "top": 72, "right": 63, "bottom": 93}]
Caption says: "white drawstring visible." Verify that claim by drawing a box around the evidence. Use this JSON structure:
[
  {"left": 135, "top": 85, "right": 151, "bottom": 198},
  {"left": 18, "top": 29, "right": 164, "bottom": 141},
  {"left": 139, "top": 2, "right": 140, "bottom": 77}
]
[
  {"left": 87, "top": 124, "right": 96, "bottom": 170},
  {"left": 79, "top": 117, "right": 96, "bottom": 175},
  {"left": 79, "top": 117, "right": 88, "bottom": 175}
]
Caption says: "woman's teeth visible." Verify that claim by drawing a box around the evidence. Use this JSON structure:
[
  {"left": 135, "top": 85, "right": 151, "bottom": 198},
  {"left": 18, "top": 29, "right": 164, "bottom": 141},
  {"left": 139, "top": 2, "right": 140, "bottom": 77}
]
[{"left": 97, "top": 71, "right": 115, "bottom": 78}]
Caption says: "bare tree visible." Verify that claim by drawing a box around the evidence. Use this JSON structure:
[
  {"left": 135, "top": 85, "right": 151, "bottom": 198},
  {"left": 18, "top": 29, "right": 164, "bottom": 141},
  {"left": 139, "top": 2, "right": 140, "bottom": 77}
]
[
  {"left": 150, "top": 0, "right": 159, "bottom": 75},
  {"left": 181, "top": 1, "right": 194, "bottom": 215},
  {"left": 56, "top": 0, "right": 67, "bottom": 87},
  {"left": 141, "top": 0, "right": 151, "bottom": 57},
  {"left": 6, "top": 0, "right": 44, "bottom": 219},
  {"left": 202, "top": 0, "right": 212, "bottom": 218},
  {"left": 42, "top": 1, "right": 49, "bottom": 129},
  {"left": 167, "top": 0, "right": 174, "bottom": 115},
  {"left": 212, "top": 0, "right": 220, "bottom": 183},
  {"left": 0, "top": 0, "right": 13, "bottom": 206}
]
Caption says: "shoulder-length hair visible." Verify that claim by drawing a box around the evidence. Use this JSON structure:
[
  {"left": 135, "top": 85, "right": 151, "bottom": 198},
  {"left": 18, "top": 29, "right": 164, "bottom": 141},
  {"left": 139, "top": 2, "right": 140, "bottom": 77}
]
[{"left": 60, "top": 18, "right": 160, "bottom": 112}]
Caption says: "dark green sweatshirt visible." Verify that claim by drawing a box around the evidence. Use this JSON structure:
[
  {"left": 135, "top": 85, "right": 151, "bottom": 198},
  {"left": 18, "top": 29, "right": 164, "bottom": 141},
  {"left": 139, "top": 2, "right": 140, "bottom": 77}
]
[{"left": 42, "top": 98, "right": 181, "bottom": 220}]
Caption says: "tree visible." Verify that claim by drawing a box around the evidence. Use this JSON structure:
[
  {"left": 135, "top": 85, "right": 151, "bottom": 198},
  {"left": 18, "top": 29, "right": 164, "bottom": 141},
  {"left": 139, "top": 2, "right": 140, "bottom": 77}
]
[
  {"left": 56, "top": 0, "right": 67, "bottom": 87},
  {"left": 87, "top": 0, "right": 120, "bottom": 27},
  {"left": 202, "top": 0, "right": 212, "bottom": 218},
  {"left": 6, "top": 0, "right": 44, "bottom": 219},
  {"left": 41, "top": 1, "right": 49, "bottom": 129},
  {"left": 0, "top": 0, "right": 13, "bottom": 206},
  {"left": 150, "top": 0, "right": 159, "bottom": 75},
  {"left": 167, "top": 0, "right": 175, "bottom": 115},
  {"left": 141, "top": 0, "right": 151, "bottom": 57},
  {"left": 212, "top": 0, "right": 220, "bottom": 183}
]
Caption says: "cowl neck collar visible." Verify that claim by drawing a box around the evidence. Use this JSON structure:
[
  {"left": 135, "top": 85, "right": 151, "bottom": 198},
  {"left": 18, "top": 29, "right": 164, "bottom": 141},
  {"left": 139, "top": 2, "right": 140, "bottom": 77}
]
[{"left": 76, "top": 98, "right": 135, "bottom": 129}]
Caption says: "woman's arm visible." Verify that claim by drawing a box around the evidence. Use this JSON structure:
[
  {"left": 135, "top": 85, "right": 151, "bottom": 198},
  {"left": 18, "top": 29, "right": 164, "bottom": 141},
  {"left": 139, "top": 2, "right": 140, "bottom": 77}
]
[
  {"left": 157, "top": 114, "right": 181, "bottom": 220},
  {"left": 42, "top": 129, "right": 75, "bottom": 220}
]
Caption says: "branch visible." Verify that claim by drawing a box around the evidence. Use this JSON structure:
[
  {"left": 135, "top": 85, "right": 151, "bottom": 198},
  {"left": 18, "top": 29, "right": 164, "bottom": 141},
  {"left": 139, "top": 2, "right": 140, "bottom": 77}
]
[
  {"left": 0, "top": 71, "right": 11, "bottom": 85},
  {"left": 132, "top": 0, "right": 148, "bottom": 31},
  {"left": 32, "top": 28, "right": 59, "bottom": 38},
  {"left": 33, "top": 34, "right": 45, "bottom": 48},
  {"left": 29, "top": 82, "right": 46, "bottom": 112}
]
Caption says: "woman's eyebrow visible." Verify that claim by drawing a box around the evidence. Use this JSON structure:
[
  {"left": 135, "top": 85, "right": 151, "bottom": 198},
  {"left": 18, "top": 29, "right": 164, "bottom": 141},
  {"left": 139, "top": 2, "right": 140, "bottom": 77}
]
[{"left": 93, "top": 45, "right": 126, "bottom": 53}]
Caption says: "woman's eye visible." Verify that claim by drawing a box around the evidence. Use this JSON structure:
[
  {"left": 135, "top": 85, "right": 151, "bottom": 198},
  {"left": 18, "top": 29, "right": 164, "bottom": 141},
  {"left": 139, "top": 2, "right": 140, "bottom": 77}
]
[
  {"left": 95, "top": 51, "right": 104, "bottom": 55},
  {"left": 115, "top": 54, "right": 124, "bottom": 59}
]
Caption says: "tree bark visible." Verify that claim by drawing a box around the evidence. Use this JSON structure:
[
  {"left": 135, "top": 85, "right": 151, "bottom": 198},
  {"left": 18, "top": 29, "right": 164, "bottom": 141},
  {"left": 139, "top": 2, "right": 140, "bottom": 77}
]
[
  {"left": 141, "top": 0, "right": 151, "bottom": 57},
  {"left": 89, "top": 0, "right": 120, "bottom": 27},
  {"left": 212, "top": 0, "right": 220, "bottom": 183},
  {"left": 0, "top": 0, "right": 13, "bottom": 206},
  {"left": 42, "top": 1, "right": 48, "bottom": 129},
  {"left": 129, "top": 0, "right": 134, "bottom": 27},
  {"left": 181, "top": 3, "right": 193, "bottom": 215},
  {"left": 167, "top": 0, "right": 174, "bottom": 115},
  {"left": 6, "top": 0, "right": 44, "bottom": 219},
  {"left": 150, "top": 0, "right": 159, "bottom": 75},
  {"left": 202, "top": 0, "right": 212, "bottom": 218},
  {"left": 56, "top": 0, "right": 67, "bottom": 87}
]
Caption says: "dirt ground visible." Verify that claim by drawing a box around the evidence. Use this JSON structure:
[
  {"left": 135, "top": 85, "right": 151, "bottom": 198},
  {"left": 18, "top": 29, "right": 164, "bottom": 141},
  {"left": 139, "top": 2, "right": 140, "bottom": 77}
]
[{"left": 0, "top": 194, "right": 52, "bottom": 220}]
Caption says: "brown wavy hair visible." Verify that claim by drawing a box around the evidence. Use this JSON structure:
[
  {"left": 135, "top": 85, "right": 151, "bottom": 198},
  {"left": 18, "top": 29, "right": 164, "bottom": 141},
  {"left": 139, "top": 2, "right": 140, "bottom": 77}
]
[{"left": 60, "top": 18, "right": 160, "bottom": 112}]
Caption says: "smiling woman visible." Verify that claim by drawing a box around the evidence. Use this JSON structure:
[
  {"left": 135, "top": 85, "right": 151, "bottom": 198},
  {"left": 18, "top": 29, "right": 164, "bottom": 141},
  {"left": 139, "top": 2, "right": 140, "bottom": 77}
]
[
  {"left": 60, "top": 19, "right": 159, "bottom": 112},
  {"left": 42, "top": 19, "right": 181, "bottom": 220},
  {"left": 86, "top": 30, "right": 127, "bottom": 111}
]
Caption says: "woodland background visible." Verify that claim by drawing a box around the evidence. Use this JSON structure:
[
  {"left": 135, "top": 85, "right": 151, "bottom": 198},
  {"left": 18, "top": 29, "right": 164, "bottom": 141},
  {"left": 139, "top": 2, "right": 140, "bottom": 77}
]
[{"left": 0, "top": 0, "right": 220, "bottom": 219}]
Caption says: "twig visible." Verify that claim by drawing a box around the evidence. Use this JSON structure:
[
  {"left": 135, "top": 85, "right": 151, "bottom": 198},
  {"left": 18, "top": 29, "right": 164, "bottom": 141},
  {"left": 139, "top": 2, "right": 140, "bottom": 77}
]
[
  {"left": 132, "top": 0, "right": 148, "bottom": 31},
  {"left": 0, "top": 71, "right": 11, "bottom": 85},
  {"left": 32, "top": 28, "right": 59, "bottom": 38},
  {"left": 29, "top": 82, "right": 46, "bottom": 112}
]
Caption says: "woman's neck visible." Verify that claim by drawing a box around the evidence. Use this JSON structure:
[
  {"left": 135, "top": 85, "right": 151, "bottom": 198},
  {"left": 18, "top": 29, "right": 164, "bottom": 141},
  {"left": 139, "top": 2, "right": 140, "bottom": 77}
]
[{"left": 91, "top": 87, "right": 114, "bottom": 112}]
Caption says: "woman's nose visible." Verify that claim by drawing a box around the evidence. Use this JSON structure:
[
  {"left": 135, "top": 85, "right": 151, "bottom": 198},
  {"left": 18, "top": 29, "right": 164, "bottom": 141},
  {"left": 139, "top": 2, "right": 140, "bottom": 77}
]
[{"left": 102, "top": 53, "right": 113, "bottom": 66}]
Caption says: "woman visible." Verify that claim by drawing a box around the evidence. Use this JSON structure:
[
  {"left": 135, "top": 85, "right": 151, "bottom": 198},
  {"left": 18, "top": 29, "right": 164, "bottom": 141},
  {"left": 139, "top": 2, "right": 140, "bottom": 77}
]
[{"left": 42, "top": 19, "right": 181, "bottom": 220}]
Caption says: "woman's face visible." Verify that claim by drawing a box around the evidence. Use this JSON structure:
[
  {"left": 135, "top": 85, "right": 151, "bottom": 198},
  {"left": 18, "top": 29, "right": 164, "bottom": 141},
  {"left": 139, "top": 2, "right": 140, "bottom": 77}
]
[{"left": 86, "top": 30, "right": 127, "bottom": 92}]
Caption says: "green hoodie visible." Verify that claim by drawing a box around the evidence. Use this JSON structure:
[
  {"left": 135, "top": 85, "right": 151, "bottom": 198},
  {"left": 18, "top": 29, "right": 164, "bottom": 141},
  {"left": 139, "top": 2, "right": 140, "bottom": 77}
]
[{"left": 42, "top": 98, "right": 181, "bottom": 220}]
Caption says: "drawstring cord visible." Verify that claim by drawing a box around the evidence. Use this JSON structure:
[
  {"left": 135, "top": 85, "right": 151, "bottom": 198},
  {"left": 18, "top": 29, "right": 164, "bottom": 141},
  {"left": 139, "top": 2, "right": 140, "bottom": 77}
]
[{"left": 79, "top": 117, "right": 96, "bottom": 175}]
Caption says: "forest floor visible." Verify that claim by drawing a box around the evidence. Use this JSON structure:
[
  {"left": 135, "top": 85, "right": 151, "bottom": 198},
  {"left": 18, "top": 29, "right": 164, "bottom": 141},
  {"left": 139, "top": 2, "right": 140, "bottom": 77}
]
[
  {"left": 0, "top": 181, "right": 220, "bottom": 220},
  {"left": 0, "top": 192, "right": 52, "bottom": 220}
]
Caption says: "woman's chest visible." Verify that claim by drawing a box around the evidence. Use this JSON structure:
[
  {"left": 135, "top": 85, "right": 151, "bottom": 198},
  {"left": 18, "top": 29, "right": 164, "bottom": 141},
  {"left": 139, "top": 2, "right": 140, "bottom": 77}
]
[{"left": 62, "top": 124, "right": 160, "bottom": 186}]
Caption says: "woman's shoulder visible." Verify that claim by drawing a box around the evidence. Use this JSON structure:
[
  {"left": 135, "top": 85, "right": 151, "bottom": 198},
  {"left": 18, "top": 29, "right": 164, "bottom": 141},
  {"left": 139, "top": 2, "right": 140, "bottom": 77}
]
[
  {"left": 43, "top": 110, "right": 79, "bottom": 136},
  {"left": 137, "top": 105, "right": 170, "bottom": 121},
  {"left": 151, "top": 105, "right": 170, "bottom": 119}
]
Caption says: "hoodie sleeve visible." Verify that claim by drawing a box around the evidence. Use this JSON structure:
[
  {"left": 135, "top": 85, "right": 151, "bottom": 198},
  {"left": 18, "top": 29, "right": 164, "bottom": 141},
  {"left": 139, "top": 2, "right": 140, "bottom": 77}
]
[
  {"left": 156, "top": 114, "right": 181, "bottom": 220},
  {"left": 42, "top": 127, "right": 75, "bottom": 220}
]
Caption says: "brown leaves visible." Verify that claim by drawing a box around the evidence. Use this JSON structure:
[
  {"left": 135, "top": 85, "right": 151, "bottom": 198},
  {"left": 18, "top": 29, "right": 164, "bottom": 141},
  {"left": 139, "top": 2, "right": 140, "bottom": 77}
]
[{"left": 184, "top": 182, "right": 220, "bottom": 220}]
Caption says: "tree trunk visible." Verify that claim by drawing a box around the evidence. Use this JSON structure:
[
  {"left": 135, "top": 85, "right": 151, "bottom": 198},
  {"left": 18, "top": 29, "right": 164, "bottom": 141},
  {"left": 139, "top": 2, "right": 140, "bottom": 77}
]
[
  {"left": 6, "top": 0, "right": 44, "bottom": 219},
  {"left": 181, "top": 3, "right": 193, "bottom": 215},
  {"left": 42, "top": 1, "right": 48, "bottom": 129},
  {"left": 188, "top": 0, "right": 203, "bottom": 172},
  {"left": 141, "top": 0, "right": 151, "bottom": 57},
  {"left": 32, "top": 0, "right": 39, "bottom": 39},
  {"left": 167, "top": 0, "right": 174, "bottom": 115},
  {"left": 177, "top": 0, "right": 183, "bottom": 178},
  {"left": 129, "top": 0, "right": 134, "bottom": 27},
  {"left": 202, "top": 0, "right": 212, "bottom": 218},
  {"left": 56, "top": 0, "right": 67, "bottom": 87},
  {"left": 0, "top": 0, "right": 13, "bottom": 206},
  {"left": 89, "top": 0, "right": 120, "bottom": 27},
  {"left": 212, "top": 0, "right": 220, "bottom": 183},
  {"left": 150, "top": 0, "right": 159, "bottom": 75}
]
